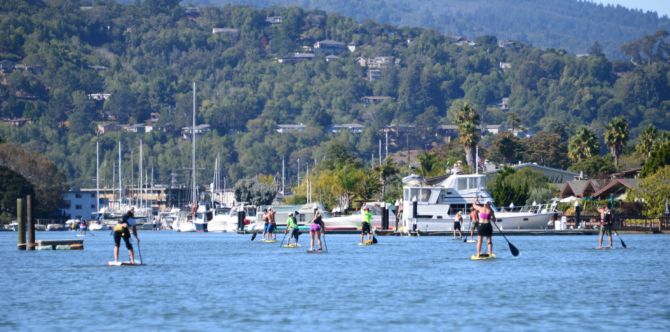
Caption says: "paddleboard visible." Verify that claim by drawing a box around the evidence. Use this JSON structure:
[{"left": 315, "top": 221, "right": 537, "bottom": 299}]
[
  {"left": 262, "top": 239, "right": 278, "bottom": 243},
  {"left": 596, "top": 247, "right": 614, "bottom": 250},
  {"left": 282, "top": 243, "right": 301, "bottom": 248},
  {"left": 470, "top": 253, "right": 496, "bottom": 260},
  {"left": 358, "top": 240, "right": 375, "bottom": 246},
  {"left": 466, "top": 240, "right": 476, "bottom": 243},
  {"left": 107, "top": 261, "right": 141, "bottom": 266},
  {"left": 307, "top": 249, "right": 325, "bottom": 254}
]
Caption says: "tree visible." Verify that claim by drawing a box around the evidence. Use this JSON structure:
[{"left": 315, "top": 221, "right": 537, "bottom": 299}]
[
  {"left": 234, "top": 177, "right": 276, "bottom": 205},
  {"left": 489, "top": 167, "right": 551, "bottom": 207},
  {"left": 604, "top": 116, "right": 629, "bottom": 168},
  {"left": 0, "top": 143, "right": 66, "bottom": 217},
  {"left": 417, "top": 152, "right": 439, "bottom": 177},
  {"left": 377, "top": 158, "right": 399, "bottom": 200},
  {"left": 455, "top": 103, "right": 480, "bottom": 169},
  {"left": 489, "top": 132, "right": 524, "bottom": 164},
  {"left": 630, "top": 165, "right": 670, "bottom": 217},
  {"left": 568, "top": 126, "right": 600, "bottom": 163},
  {"left": 635, "top": 125, "right": 658, "bottom": 161},
  {"left": 524, "top": 131, "right": 569, "bottom": 169},
  {"left": 570, "top": 155, "right": 616, "bottom": 178},
  {"left": 641, "top": 141, "right": 670, "bottom": 177},
  {"left": 0, "top": 166, "right": 35, "bottom": 219}
]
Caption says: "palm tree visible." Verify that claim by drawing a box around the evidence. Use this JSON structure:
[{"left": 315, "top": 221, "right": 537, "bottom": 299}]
[
  {"left": 604, "top": 117, "right": 630, "bottom": 168},
  {"left": 418, "top": 152, "right": 438, "bottom": 177},
  {"left": 635, "top": 125, "right": 657, "bottom": 161},
  {"left": 378, "top": 158, "right": 399, "bottom": 200},
  {"left": 456, "top": 103, "right": 480, "bottom": 170},
  {"left": 568, "top": 126, "right": 600, "bottom": 163}
]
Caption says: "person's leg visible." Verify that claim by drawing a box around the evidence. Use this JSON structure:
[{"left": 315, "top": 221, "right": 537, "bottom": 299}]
[
  {"left": 123, "top": 235, "right": 135, "bottom": 263},
  {"left": 608, "top": 227, "right": 613, "bottom": 248},
  {"left": 317, "top": 230, "right": 322, "bottom": 250},
  {"left": 598, "top": 227, "right": 604, "bottom": 248},
  {"left": 310, "top": 231, "right": 315, "bottom": 250},
  {"left": 476, "top": 235, "right": 482, "bottom": 256},
  {"left": 114, "top": 245, "right": 119, "bottom": 261},
  {"left": 113, "top": 232, "right": 121, "bottom": 262},
  {"left": 487, "top": 236, "right": 493, "bottom": 255}
]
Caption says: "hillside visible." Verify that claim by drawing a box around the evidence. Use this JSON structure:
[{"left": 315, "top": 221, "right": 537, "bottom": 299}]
[
  {"left": 206, "top": 0, "right": 670, "bottom": 59},
  {"left": 0, "top": 1, "right": 668, "bottom": 189}
]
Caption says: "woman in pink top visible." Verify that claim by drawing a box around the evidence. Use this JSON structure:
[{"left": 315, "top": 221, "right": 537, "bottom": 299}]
[{"left": 472, "top": 199, "right": 495, "bottom": 257}]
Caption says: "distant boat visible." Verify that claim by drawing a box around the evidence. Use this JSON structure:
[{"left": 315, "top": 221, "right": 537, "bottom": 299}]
[
  {"left": 208, "top": 204, "right": 257, "bottom": 232},
  {"left": 400, "top": 172, "right": 556, "bottom": 233}
]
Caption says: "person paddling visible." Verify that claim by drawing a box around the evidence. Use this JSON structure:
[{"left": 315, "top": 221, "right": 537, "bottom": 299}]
[
  {"left": 113, "top": 208, "right": 139, "bottom": 264},
  {"left": 261, "top": 208, "right": 270, "bottom": 240},
  {"left": 310, "top": 210, "right": 324, "bottom": 251},
  {"left": 472, "top": 199, "right": 494, "bottom": 257},
  {"left": 79, "top": 219, "right": 88, "bottom": 235},
  {"left": 360, "top": 206, "right": 372, "bottom": 244},
  {"left": 597, "top": 205, "right": 613, "bottom": 249},
  {"left": 285, "top": 212, "right": 300, "bottom": 245},
  {"left": 468, "top": 207, "right": 479, "bottom": 241},
  {"left": 267, "top": 207, "right": 277, "bottom": 240},
  {"left": 453, "top": 211, "right": 463, "bottom": 239}
]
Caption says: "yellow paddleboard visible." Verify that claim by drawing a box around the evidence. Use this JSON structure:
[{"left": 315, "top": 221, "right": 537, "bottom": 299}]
[
  {"left": 262, "top": 239, "right": 277, "bottom": 243},
  {"left": 358, "top": 240, "right": 374, "bottom": 246},
  {"left": 107, "top": 261, "right": 141, "bottom": 266},
  {"left": 282, "top": 243, "right": 301, "bottom": 248},
  {"left": 470, "top": 253, "right": 496, "bottom": 260}
]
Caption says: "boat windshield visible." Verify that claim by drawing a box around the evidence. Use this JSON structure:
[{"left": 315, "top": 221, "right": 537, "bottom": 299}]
[{"left": 404, "top": 188, "right": 431, "bottom": 202}]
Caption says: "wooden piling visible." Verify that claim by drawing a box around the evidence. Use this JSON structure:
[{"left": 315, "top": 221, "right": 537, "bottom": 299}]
[
  {"left": 17, "top": 198, "right": 25, "bottom": 250},
  {"left": 27, "top": 195, "right": 35, "bottom": 250}
]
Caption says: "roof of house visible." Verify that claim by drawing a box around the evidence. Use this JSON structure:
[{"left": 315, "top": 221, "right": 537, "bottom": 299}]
[{"left": 591, "top": 178, "right": 638, "bottom": 199}]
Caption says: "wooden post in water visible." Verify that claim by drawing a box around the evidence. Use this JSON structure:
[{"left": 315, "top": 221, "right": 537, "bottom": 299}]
[
  {"left": 17, "top": 198, "right": 25, "bottom": 250},
  {"left": 27, "top": 195, "right": 35, "bottom": 250},
  {"left": 381, "top": 204, "right": 388, "bottom": 230}
]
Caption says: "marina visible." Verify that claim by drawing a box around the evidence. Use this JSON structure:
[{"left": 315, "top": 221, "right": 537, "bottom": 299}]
[{"left": 2, "top": 231, "right": 669, "bottom": 330}]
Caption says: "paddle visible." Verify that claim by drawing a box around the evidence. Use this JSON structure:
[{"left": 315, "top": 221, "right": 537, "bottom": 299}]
[
  {"left": 279, "top": 230, "right": 288, "bottom": 247},
  {"left": 372, "top": 228, "right": 378, "bottom": 244},
  {"left": 491, "top": 220, "right": 519, "bottom": 257},
  {"left": 463, "top": 235, "right": 468, "bottom": 243},
  {"left": 136, "top": 238, "right": 143, "bottom": 265},
  {"left": 322, "top": 230, "right": 328, "bottom": 252},
  {"left": 251, "top": 231, "right": 257, "bottom": 241},
  {"left": 613, "top": 229, "right": 627, "bottom": 248}
]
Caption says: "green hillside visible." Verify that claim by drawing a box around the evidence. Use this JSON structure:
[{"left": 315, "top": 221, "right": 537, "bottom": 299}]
[
  {"left": 0, "top": 0, "right": 668, "bottom": 190},
  {"left": 207, "top": 0, "right": 670, "bottom": 59}
]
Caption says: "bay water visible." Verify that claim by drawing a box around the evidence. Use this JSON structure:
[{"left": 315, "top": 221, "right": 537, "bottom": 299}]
[{"left": 2, "top": 231, "right": 668, "bottom": 331}]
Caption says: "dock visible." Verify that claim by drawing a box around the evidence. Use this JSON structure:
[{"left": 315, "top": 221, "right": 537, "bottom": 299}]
[{"left": 33, "top": 239, "right": 84, "bottom": 250}]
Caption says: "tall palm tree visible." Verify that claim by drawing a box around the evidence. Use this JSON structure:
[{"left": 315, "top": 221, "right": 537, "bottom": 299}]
[
  {"left": 604, "top": 116, "right": 630, "bottom": 168},
  {"left": 568, "top": 126, "right": 600, "bottom": 163},
  {"left": 635, "top": 125, "right": 657, "bottom": 161},
  {"left": 456, "top": 103, "right": 480, "bottom": 170},
  {"left": 418, "top": 152, "right": 438, "bottom": 177}
]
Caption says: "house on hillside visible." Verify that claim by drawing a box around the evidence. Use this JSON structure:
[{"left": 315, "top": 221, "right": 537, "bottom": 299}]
[
  {"left": 276, "top": 123, "right": 306, "bottom": 134},
  {"left": 313, "top": 40, "right": 348, "bottom": 54},
  {"left": 591, "top": 178, "right": 638, "bottom": 200},
  {"left": 265, "top": 16, "right": 282, "bottom": 24},
  {"left": 181, "top": 124, "right": 210, "bottom": 139},
  {"left": 0, "top": 117, "right": 33, "bottom": 127},
  {"left": 88, "top": 93, "right": 111, "bottom": 101},
  {"left": 559, "top": 179, "right": 608, "bottom": 198},
  {"left": 97, "top": 122, "right": 122, "bottom": 134},
  {"left": 277, "top": 53, "right": 314, "bottom": 63},
  {"left": 330, "top": 124, "right": 365, "bottom": 134},
  {"left": 0, "top": 59, "right": 16, "bottom": 73},
  {"left": 123, "top": 123, "right": 153, "bottom": 134}
]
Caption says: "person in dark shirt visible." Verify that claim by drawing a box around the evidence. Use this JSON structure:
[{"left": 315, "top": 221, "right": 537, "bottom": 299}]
[{"left": 113, "top": 208, "right": 139, "bottom": 264}]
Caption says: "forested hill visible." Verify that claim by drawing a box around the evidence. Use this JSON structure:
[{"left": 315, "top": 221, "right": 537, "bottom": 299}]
[
  {"left": 0, "top": 1, "right": 669, "bottom": 189},
  {"left": 203, "top": 0, "right": 670, "bottom": 59}
]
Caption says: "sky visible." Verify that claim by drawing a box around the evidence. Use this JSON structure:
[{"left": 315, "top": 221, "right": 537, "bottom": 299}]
[{"left": 591, "top": 0, "right": 670, "bottom": 17}]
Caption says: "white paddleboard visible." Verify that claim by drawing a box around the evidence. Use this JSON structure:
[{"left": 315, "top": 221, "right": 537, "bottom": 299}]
[{"left": 107, "top": 261, "right": 142, "bottom": 266}]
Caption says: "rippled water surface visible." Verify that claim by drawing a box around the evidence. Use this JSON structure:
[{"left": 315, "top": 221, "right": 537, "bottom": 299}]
[{"left": 2, "top": 231, "right": 669, "bottom": 331}]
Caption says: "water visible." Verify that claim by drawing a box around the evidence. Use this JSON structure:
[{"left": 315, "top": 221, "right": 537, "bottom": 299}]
[{"left": 2, "top": 231, "right": 669, "bottom": 331}]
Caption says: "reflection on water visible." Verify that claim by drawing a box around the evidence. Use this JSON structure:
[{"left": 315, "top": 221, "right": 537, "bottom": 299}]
[{"left": 2, "top": 232, "right": 669, "bottom": 331}]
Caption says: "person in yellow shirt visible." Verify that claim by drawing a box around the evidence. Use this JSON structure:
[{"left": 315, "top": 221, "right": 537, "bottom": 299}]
[{"left": 360, "top": 206, "right": 372, "bottom": 244}]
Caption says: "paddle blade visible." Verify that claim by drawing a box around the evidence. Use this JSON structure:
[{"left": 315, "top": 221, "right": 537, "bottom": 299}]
[
  {"left": 463, "top": 236, "right": 468, "bottom": 243},
  {"left": 251, "top": 232, "right": 257, "bottom": 241},
  {"left": 509, "top": 242, "right": 520, "bottom": 257},
  {"left": 372, "top": 235, "right": 378, "bottom": 244}
]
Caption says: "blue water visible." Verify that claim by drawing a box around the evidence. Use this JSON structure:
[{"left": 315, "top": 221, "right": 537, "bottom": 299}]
[{"left": 1, "top": 231, "right": 669, "bottom": 331}]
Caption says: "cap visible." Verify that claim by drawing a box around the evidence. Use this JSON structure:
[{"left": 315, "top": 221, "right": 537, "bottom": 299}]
[{"left": 363, "top": 206, "right": 369, "bottom": 210}]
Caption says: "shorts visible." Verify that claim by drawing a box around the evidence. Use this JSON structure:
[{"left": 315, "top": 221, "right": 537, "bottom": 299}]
[
  {"left": 470, "top": 221, "right": 478, "bottom": 231},
  {"left": 454, "top": 222, "right": 461, "bottom": 230},
  {"left": 478, "top": 223, "right": 493, "bottom": 237},
  {"left": 310, "top": 223, "right": 321, "bottom": 232},
  {"left": 291, "top": 228, "right": 300, "bottom": 240},
  {"left": 113, "top": 231, "right": 133, "bottom": 250},
  {"left": 266, "top": 223, "right": 275, "bottom": 233},
  {"left": 361, "top": 222, "right": 371, "bottom": 234},
  {"left": 599, "top": 224, "right": 612, "bottom": 237}
]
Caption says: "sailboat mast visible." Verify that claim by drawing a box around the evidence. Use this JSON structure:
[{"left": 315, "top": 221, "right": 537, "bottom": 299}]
[
  {"left": 139, "top": 139, "right": 143, "bottom": 212},
  {"left": 191, "top": 81, "right": 197, "bottom": 215},
  {"left": 119, "top": 141, "right": 123, "bottom": 209},
  {"left": 96, "top": 138, "right": 100, "bottom": 213}
]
